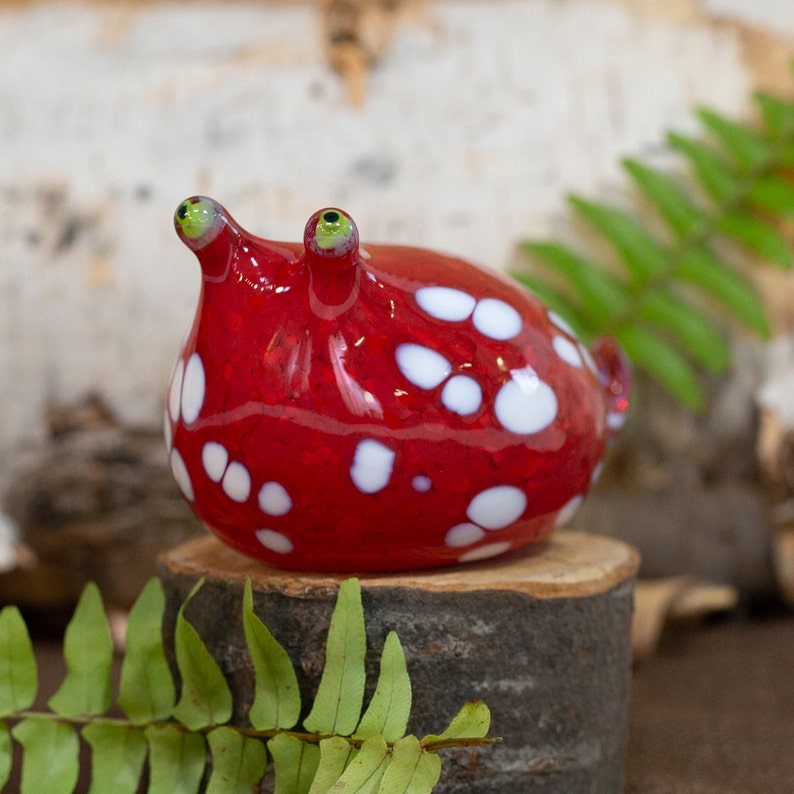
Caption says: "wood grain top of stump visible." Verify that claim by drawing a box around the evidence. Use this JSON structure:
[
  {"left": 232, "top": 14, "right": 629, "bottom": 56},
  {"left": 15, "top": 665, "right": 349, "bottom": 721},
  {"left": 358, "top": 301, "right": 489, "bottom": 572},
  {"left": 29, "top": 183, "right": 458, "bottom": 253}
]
[{"left": 158, "top": 529, "right": 640, "bottom": 598}]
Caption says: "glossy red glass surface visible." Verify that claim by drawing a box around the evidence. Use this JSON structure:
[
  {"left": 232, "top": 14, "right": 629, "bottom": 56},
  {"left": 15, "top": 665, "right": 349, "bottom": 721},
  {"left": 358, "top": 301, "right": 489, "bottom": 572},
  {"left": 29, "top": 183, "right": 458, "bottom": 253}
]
[{"left": 165, "top": 198, "right": 630, "bottom": 571}]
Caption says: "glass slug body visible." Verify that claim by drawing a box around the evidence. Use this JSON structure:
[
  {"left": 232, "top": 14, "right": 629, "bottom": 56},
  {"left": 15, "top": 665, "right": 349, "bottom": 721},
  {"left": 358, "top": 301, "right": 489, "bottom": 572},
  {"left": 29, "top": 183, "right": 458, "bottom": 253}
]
[{"left": 166, "top": 198, "right": 630, "bottom": 571}]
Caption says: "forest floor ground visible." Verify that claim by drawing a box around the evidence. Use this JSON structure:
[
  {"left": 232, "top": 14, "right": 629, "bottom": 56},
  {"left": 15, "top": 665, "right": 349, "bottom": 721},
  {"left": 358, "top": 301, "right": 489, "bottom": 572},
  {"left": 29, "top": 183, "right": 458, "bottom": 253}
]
[{"left": 626, "top": 605, "right": 794, "bottom": 793}]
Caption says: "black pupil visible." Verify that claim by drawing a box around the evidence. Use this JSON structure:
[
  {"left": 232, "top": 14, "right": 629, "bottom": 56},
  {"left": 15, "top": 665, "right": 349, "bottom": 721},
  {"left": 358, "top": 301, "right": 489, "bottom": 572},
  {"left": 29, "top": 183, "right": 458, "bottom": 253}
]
[
  {"left": 177, "top": 203, "right": 189, "bottom": 220},
  {"left": 323, "top": 211, "right": 340, "bottom": 223}
]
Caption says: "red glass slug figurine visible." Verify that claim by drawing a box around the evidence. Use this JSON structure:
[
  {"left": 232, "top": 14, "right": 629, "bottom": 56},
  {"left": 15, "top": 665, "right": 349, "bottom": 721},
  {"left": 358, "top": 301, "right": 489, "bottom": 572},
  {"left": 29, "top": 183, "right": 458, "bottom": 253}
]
[{"left": 165, "top": 197, "right": 630, "bottom": 571}]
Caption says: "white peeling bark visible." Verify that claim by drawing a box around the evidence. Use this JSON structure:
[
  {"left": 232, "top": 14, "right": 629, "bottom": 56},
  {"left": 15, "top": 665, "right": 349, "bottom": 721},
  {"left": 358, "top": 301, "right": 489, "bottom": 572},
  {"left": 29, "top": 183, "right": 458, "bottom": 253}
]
[{"left": 0, "top": 0, "right": 782, "bottom": 460}]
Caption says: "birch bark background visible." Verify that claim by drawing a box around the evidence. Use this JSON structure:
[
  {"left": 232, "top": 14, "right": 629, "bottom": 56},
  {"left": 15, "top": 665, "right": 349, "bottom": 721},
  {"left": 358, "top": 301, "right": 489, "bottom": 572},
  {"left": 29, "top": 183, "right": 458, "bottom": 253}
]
[{"left": 0, "top": 0, "right": 791, "bottom": 462}]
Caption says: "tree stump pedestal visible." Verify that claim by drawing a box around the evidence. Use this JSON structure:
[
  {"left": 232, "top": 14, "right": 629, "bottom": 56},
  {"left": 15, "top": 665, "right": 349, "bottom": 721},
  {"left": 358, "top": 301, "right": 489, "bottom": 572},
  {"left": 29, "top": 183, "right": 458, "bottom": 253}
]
[{"left": 158, "top": 530, "right": 639, "bottom": 793}]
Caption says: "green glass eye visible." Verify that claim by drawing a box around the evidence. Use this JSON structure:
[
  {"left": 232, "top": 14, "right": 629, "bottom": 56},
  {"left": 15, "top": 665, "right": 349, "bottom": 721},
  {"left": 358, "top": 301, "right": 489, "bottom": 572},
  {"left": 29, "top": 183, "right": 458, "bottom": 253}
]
[
  {"left": 175, "top": 199, "right": 219, "bottom": 240},
  {"left": 314, "top": 209, "right": 355, "bottom": 251}
]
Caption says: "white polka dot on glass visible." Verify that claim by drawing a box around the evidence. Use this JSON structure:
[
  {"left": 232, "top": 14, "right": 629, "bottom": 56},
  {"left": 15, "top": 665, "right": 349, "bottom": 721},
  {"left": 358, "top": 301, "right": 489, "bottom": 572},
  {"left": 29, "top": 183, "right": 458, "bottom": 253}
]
[
  {"left": 170, "top": 448, "right": 194, "bottom": 502},
  {"left": 181, "top": 352, "right": 206, "bottom": 424},
  {"left": 395, "top": 344, "right": 451, "bottom": 390},
  {"left": 445, "top": 523, "right": 485, "bottom": 548},
  {"left": 412, "top": 475, "right": 432, "bottom": 492},
  {"left": 494, "top": 372, "right": 558, "bottom": 435},
  {"left": 350, "top": 439, "right": 396, "bottom": 494},
  {"left": 553, "top": 336, "right": 582, "bottom": 368},
  {"left": 459, "top": 542, "right": 512, "bottom": 563},
  {"left": 202, "top": 441, "right": 228, "bottom": 483},
  {"left": 222, "top": 461, "right": 251, "bottom": 503},
  {"left": 168, "top": 359, "right": 185, "bottom": 423},
  {"left": 472, "top": 298, "right": 523, "bottom": 340},
  {"left": 256, "top": 529, "right": 294, "bottom": 554},
  {"left": 555, "top": 494, "right": 584, "bottom": 527},
  {"left": 415, "top": 286, "right": 476, "bottom": 322},
  {"left": 441, "top": 375, "right": 483, "bottom": 416},
  {"left": 258, "top": 481, "right": 293, "bottom": 516},
  {"left": 163, "top": 409, "right": 172, "bottom": 452},
  {"left": 548, "top": 311, "right": 577, "bottom": 339},
  {"left": 466, "top": 485, "right": 527, "bottom": 530}
]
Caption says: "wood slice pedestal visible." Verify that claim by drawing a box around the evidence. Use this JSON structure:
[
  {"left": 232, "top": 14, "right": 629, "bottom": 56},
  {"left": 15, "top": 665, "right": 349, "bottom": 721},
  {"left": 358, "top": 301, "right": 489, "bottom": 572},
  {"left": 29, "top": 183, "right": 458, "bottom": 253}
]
[{"left": 158, "top": 531, "right": 639, "bottom": 793}]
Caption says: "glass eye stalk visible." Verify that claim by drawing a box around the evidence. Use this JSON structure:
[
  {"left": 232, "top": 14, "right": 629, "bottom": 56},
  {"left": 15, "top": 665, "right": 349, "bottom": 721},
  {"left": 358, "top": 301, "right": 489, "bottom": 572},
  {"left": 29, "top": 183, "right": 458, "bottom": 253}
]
[
  {"left": 174, "top": 197, "right": 225, "bottom": 250},
  {"left": 303, "top": 208, "right": 362, "bottom": 316},
  {"left": 304, "top": 208, "right": 359, "bottom": 260}
]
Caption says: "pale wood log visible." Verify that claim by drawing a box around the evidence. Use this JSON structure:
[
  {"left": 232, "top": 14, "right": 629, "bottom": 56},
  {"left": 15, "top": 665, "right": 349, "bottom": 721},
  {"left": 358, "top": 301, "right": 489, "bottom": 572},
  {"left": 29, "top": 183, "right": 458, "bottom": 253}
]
[
  {"left": 632, "top": 577, "right": 738, "bottom": 661},
  {"left": 158, "top": 530, "right": 638, "bottom": 793}
]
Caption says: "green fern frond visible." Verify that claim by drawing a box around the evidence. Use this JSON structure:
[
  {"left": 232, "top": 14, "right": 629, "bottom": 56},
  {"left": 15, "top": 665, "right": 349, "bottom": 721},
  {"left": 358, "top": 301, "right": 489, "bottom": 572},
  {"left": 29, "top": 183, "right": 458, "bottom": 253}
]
[
  {"left": 514, "top": 84, "right": 794, "bottom": 409},
  {"left": 0, "top": 579, "right": 497, "bottom": 793}
]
